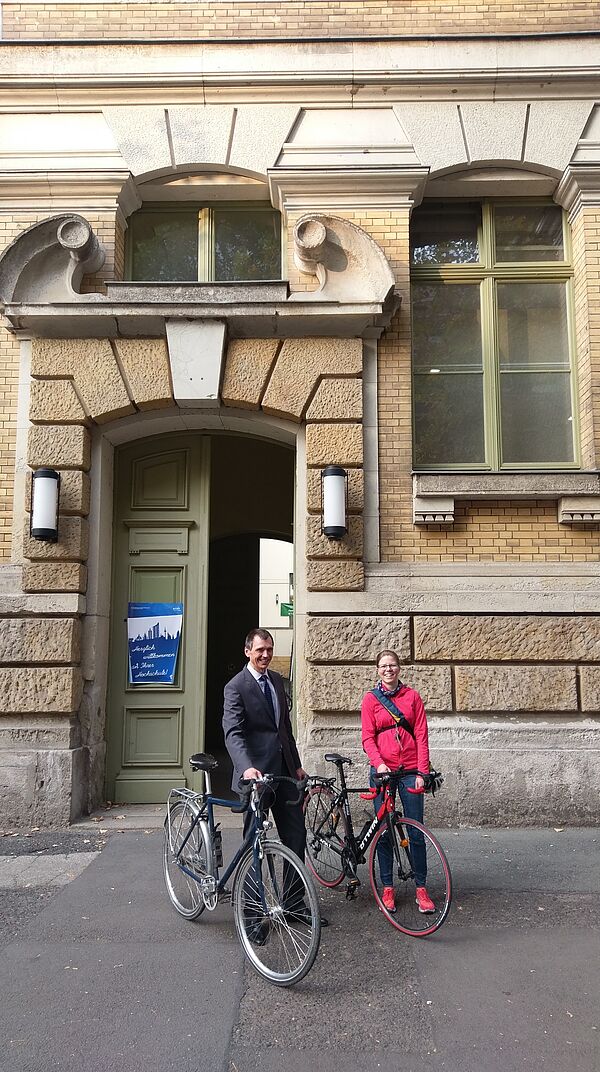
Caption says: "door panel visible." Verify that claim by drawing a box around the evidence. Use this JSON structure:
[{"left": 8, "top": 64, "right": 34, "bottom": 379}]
[
  {"left": 122, "top": 706, "right": 183, "bottom": 765},
  {"left": 106, "top": 435, "right": 209, "bottom": 802}
]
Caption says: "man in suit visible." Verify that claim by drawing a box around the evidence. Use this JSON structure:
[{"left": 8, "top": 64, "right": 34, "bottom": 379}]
[
  {"left": 222, "top": 627, "right": 327, "bottom": 927},
  {"left": 223, "top": 627, "right": 306, "bottom": 859}
]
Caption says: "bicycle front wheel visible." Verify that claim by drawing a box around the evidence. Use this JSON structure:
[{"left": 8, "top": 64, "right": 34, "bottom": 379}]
[
  {"left": 369, "top": 814, "right": 451, "bottom": 937},
  {"left": 303, "top": 784, "right": 347, "bottom": 887},
  {"left": 163, "top": 801, "right": 210, "bottom": 920},
  {"left": 233, "top": 840, "right": 321, "bottom": 986}
]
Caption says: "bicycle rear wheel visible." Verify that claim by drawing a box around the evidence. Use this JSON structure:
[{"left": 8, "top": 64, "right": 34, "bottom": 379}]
[
  {"left": 369, "top": 814, "right": 451, "bottom": 937},
  {"left": 163, "top": 800, "right": 210, "bottom": 919},
  {"left": 303, "top": 784, "right": 347, "bottom": 887},
  {"left": 233, "top": 840, "right": 321, "bottom": 986}
]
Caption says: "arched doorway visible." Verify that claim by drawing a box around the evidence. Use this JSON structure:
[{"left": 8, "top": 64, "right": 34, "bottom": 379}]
[{"left": 105, "top": 430, "right": 294, "bottom": 803}]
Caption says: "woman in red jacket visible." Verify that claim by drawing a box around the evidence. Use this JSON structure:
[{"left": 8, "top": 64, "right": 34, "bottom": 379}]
[{"left": 361, "top": 649, "right": 435, "bottom": 915}]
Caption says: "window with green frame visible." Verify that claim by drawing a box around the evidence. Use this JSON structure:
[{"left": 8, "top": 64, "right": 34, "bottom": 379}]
[
  {"left": 126, "top": 204, "right": 282, "bottom": 283},
  {"left": 410, "top": 201, "right": 577, "bottom": 470}
]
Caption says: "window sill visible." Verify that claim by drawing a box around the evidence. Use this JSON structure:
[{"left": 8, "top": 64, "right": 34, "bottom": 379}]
[{"left": 412, "top": 472, "right": 600, "bottom": 526}]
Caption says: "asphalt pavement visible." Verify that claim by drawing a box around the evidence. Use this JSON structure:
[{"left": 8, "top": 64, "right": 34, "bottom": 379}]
[{"left": 1, "top": 817, "right": 599, "bottom": 1072}]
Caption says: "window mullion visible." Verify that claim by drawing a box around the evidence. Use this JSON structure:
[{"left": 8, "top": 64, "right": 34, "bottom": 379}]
[
  {"left": 198, "top": 208, "right": 211, "bottom": 282},
  {"left": 481, "top": 275, "right": 500, "bottom": 470}
]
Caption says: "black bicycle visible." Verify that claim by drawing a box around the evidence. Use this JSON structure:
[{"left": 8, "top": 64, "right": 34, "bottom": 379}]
[
  {"left": 304, "top": 753, "right": 451, "bottom": 937},
  {"left": 163, "top": 752, "right": 321, "bottom": 985}
]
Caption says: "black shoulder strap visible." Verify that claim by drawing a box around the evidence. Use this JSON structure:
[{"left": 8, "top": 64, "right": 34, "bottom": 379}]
[{"left": 370, "top": 688, "right": 416, "bottom": 740}]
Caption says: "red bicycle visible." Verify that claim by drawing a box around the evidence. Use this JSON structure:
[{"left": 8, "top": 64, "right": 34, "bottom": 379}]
[{"left": 304, "top": 753, "right": 451, "bottom": 937}]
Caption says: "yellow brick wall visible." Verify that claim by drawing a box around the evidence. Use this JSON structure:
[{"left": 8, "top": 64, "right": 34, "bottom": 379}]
[
  {"left": 3, "top": 0, "right": 600, "bottom": 40},
  {"left": 0, "top": 210, "right": 119, "bottom": 563},
  {"left": 0, "top": 213, "right": 53, "bottom": 562},
  {"left": 571, "top": 207, "right": 600, "bottom": 472}
]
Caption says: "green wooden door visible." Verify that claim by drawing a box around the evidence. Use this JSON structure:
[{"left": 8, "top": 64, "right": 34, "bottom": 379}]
[{"left": 106, "top": 435, "right": 210, "bottom": 802}]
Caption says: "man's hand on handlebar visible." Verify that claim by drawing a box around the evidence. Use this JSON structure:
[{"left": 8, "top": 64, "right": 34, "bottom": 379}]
[{"left": 242, "top": 766, "right": 263, "bottom": 781}]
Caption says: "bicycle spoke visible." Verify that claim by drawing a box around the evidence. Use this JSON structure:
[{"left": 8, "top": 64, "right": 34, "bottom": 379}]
[
  {"left": 303, "top": 785, "right": 347, "bottom": 887},
  {"left": 369, "top": 814, "right": 452, "bottom": 937},
  {"left": 163, "top": 801, "right": 208, "bottom": 920},
  {"left": 233, "top": 841, "right": 321, "bottom": 986}
]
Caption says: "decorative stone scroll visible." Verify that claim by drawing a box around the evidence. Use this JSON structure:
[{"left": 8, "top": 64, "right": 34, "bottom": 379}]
[
  {"left": 0, "top": 214, "right": 105, "bottom": 303},
  {"left": 292, "top": 213, "right": 398, "bottom": 307}
]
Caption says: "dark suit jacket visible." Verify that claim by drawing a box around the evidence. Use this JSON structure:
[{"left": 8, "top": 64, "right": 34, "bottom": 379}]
[{"left": 222, "top": 666, "right": 302, "bottom": 792}]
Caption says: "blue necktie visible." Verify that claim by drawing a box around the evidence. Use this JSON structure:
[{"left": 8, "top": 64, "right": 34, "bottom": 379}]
[{"left": 259, "top": 674, "right": 276, "bottom": 724}]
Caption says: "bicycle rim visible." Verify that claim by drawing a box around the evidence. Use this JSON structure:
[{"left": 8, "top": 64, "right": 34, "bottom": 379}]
[
  {"left": 163, "top": 801, "right": 208, "bottom": 919},
  {"left": 233, "top": 840, "right": 321, "bottom": 986},
  {"left": 303, "top": 785, "right": 347, "bottom": 888},
  {"left": 369, "top": 815, "right": 452, "bottom": 937}
]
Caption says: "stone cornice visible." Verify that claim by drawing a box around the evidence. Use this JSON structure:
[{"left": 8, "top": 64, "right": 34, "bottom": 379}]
[
  {"left": 1, "top": 40, "right": 600, "bottom": 110},
  {"left": 2, "top": 294, "right": 399, "bottom": 340},
  {"left": 555, "top": 164, "right": 600, "bottom": 220},
  {"left": 0, "top": 171, "right": 137, "bottom": 214},
  {"left": 269, "top": 167, "right": 429, "bottom": 213}
]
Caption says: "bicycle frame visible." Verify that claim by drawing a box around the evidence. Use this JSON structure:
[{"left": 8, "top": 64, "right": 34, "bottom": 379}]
[
  {"left": 167, "top": 782, "right": 271, "bottom": 904},
  {"left": 310, "top": 766, "right": 404, "bottom": 871}
]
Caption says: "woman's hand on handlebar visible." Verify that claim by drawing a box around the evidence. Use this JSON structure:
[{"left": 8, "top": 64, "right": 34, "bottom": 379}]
[
  {"left": 406, "top": 773, "right": 426, "bottom": 794},
  {"left": 377, "top": 763, "right": 391, "bottom": 774}
]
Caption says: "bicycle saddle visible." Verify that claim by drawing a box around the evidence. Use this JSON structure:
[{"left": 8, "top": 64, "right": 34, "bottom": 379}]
[
  {"left": 324, "top": 753, "right": 353, "bottom": 766},
  {"left": 189, "top": 752, "right": 218, "bottom": 771}
]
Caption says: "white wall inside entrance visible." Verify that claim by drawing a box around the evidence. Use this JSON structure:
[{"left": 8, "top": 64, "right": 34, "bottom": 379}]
[{"left": 259, "top": 538, "right": 293, "bottom": 659}]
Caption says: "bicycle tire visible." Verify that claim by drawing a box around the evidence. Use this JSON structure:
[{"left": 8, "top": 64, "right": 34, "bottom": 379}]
[
  {"left": 369, "top": 813, "right": 451, "bottom": 937},
  {"left": 303, "top": 784, "right": 347, "bottom": 888},
  {"left": 233, "top": 840, "right": 321, "bottom": 986},
  {"left": 163, "top": 800, "right": 210, "bottom": 920}
]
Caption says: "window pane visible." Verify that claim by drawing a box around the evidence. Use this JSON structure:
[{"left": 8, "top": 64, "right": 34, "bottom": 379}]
[
  {"left": 410, "top": 202, "right": 481, "bottom": 265},
  {"left": 129, "top": 211, "right": 199, "bottom": 281},
  {"left": 414, "top": 373, "right": 486, "bottom": 467},
  {"left": 497, "top": 283, "right": 569, "bottom": 370},
  {"left": 412, "top": 283, "right": 482, "bottom": 371},
  {"left": 214, "top": 209, "right": 281, "bottom": 280},
  {"left": 500, "top": 372, "right": 574, "bottom": 464},
  {"left": 494, "top": 205, "right": 564, "bottom": 262}
]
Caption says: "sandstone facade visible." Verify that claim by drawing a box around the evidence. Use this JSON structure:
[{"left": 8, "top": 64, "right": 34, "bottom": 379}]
[{"left": 0, "top": 9, "right": 599, "bottom": 825}]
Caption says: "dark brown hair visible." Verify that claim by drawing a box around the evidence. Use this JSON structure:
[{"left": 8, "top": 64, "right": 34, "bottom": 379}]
[{"left": 244, "top": 627, "right": 274, "bottom": 650}]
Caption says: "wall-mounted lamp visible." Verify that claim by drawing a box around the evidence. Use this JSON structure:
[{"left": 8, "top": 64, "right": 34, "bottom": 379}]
[
  {"left": 30, "top": 468, "right": 60, "bottom": 542},
  {"left": 322, "top": 465, "right": 347, "bottom": 540}
]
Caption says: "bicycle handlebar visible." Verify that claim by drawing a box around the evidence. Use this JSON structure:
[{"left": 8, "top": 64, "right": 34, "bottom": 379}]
[
  {"left": 373, "top": 767, "right": 427, "bottom": 794},
  {"left": 239, "top": 773, "right": 309, "bottom": 807}
]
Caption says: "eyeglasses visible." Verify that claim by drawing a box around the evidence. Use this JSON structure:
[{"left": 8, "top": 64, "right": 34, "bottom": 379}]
[{"left": 378, "top": 664, "right": 399, "bottom": 671}]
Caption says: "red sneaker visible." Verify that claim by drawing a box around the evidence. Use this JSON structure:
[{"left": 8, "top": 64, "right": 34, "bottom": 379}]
[
  {"left": 382, "top": 886, "right": 396, "bottom": 913},
  {"left": 415, "top": 887, "right": 435, "bottom": 913}
]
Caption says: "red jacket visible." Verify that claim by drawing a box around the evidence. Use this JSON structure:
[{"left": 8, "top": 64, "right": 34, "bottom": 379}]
[{"left": 361, "top": 685, "right": 430, "bottom": 774}]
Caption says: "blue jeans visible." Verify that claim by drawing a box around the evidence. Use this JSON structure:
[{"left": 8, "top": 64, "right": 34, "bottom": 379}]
[{"left": 369, "top": 768, "right": 427, "bottom": 888}]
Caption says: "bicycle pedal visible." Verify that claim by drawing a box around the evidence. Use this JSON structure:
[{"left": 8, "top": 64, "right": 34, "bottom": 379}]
[{"left": 345, "top": 879, "right": 360, "bottom": 900}]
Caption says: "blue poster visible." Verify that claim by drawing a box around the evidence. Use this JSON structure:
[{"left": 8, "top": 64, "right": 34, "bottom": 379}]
[{"left": 127, "top": 602, "right": 183, "bottom": 685}]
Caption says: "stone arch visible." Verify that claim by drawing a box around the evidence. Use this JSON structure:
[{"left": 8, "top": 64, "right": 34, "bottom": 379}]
[
  {"left": 103, "top": 104, "right": 300, "bottom": 184},
  {"left": 25, "top": 332, "right": 366, "bottom": 596}
]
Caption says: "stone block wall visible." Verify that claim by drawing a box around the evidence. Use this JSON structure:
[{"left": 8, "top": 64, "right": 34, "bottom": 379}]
[
  {"left": 300, "top": 613, "right": 600, "bottom": 824},
  {"left": 3, "top": 0, "right": 600, "bottom": 40}
]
